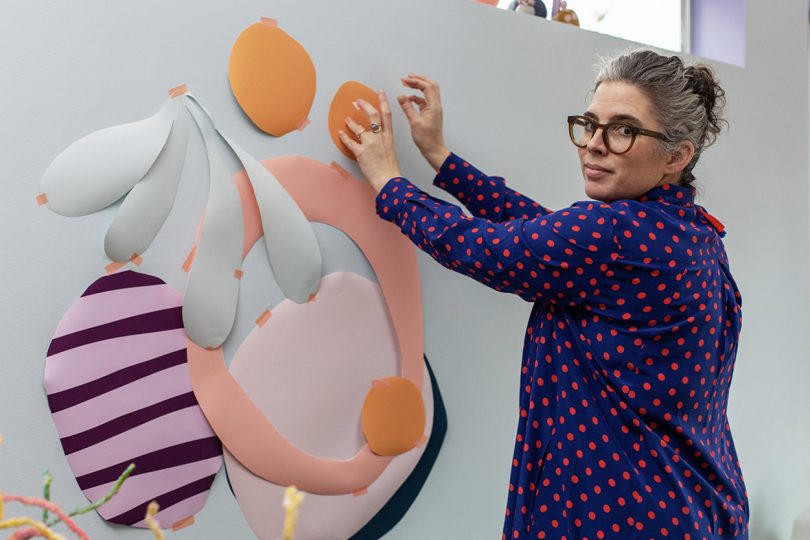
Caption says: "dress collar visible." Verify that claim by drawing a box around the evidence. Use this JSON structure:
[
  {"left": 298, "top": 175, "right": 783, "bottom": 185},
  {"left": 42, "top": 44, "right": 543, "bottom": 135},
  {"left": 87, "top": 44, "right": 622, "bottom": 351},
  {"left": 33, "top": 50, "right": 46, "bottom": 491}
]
[
  {"left": 637, "top": 182, "right": 726, "bottom": 237},
  {"left": 637, "top": 182, "right": 696, "bottom": 206}
]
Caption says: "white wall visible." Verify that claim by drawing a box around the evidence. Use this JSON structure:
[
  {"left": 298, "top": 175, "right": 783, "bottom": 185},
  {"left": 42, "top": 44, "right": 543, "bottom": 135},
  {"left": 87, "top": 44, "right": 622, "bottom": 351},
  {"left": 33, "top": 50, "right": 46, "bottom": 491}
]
[{"left": 0, "top": 1, "right": 808, "bottom": 538}]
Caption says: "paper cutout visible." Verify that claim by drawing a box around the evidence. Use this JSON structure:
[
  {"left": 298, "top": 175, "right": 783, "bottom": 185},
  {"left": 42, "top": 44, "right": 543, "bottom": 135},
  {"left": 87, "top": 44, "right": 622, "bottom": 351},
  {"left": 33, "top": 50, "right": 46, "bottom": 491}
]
[
  {"left": 181, "top": 97, "right": 245, "bottom": 349},
  {"left": 260, "top": 157, "right": 425, "bottom": 388},
  {"left": 43, "top": 271, "right": 222, "bottom": 528},
  {"left": 222, "top": 283, "right": 435, "bottom": 539},
  {"left": 362, "top": 377, "right": 426, "bottom": 456},
  {"left": 40, "top": 98, "right": 179, "bottom": 217},
  {"left": 189, "top": 341, "right": 391, "bottom": 495},
  {"left": 228, "top": 20, "right": 316, "bottom": 136},
  {"left": 350, "top": 357, "right": 447, "bottom": 540},
  {"left": 187, "top": 157, "right": 425, "bottom": 493},
  {"left": 180, "top": 94, "right": 322, "bottom": 347},
  {"left": 224, "top": 135, "right": 321, "bottom": 304},
  {"left": 328, "top": 81, "right": 381, "bottom": 160},
  {"left": 104, "top": 107, "right": 190, "bottom": 262}
]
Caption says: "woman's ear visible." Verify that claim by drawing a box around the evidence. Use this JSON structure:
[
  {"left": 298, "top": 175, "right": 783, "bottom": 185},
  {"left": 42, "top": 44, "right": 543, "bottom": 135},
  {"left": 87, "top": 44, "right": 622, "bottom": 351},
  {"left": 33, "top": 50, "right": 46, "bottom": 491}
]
[{"left": 664, "top": 140, "right": 696, "bottom": 175}]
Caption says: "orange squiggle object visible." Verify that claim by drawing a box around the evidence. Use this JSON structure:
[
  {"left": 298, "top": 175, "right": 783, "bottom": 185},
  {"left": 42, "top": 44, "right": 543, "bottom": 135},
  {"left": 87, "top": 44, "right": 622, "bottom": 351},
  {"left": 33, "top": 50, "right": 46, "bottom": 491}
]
[{"left": 1, "top": 494, "right": 88, "bottom": 540}]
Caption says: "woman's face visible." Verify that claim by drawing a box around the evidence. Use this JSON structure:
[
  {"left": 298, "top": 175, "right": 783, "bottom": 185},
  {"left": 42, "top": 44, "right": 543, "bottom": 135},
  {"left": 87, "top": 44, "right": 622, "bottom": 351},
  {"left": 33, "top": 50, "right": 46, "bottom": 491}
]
[{"left": 577, "top": 81, "right": 677, "bottom": 203}]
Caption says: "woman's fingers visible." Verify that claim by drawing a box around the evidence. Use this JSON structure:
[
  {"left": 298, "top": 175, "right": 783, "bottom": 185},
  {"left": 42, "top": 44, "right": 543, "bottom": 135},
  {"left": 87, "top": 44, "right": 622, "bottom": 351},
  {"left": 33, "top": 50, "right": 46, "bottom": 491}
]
[
  {"left": 398, "top": 95, "right": 419, "bottom": 125},
  {"left": 403, "top": 95, "right": 427, "bottom": 110},
  {"left": 377, "top": 90, "right": 393, "bottom": 131},
  {"left": 403, "top": 74, "right": 441, "bottom": 100},
  {"left": 355, "top": 99, "right": 381, "bottom": 126},
  {"left": 344, "top": 116, "right": 366, "bottom": 138},
  {"left": 337, "top": 130, "right": 360, "bottom": 155}
]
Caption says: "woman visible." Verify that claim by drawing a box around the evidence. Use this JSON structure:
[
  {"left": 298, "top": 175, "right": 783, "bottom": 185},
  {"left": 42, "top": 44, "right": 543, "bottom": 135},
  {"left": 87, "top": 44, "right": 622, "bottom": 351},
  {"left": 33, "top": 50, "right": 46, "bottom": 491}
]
[{"left": 338, "top": 49, "right": 749, "bottom": 539}]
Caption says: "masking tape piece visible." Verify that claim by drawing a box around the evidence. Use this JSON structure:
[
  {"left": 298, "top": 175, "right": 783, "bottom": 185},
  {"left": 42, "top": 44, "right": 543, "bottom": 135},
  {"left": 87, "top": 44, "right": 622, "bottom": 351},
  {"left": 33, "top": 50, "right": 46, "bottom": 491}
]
[
  {"left": 36, "top": 193, "right": 49, "bottom": 205},
  {"left": 255, "top": 310, "right": 272, "bottom": 327},
  {"left": 330, "top": 162, "right": 350, "bottom": 179},
  {"left": 172, "top": 516, "right": 195, "bottom": 531},
  {"left": 169, "top": 84, "right": 188, "bottom": 98},
  {"left": 182, "top": 247, "right": 196, "bottom": 273},
  {"left": 260, "top": 16, "right": 278, "bottom": 26},
  {"left": 104, "top": 261, "right": 127, "bottom": 275},
  {"left": 234, "top": 269, "right": 244, "bottom": 280}
]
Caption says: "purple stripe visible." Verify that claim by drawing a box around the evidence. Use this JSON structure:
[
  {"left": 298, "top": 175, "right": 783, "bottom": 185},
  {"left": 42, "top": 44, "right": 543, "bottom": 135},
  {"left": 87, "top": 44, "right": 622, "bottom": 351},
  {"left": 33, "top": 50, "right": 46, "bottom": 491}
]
[
  {"left": 82, "top": 271, "right": 166, "bottom": 297},
  {"left": 107, "top": 474, "right": 217, "bottom": 526},
  {"left": 75, "top": 437, "right": 221, "bottom": 490},
  {"left": 47, "top": 348, "right": 187, "bottom": 413},
  {"left": 47, "top": 307, "right": 183, "bottom": 356},
  {"left": 60, "top": 392, "right": 199, "bottom": 455}
]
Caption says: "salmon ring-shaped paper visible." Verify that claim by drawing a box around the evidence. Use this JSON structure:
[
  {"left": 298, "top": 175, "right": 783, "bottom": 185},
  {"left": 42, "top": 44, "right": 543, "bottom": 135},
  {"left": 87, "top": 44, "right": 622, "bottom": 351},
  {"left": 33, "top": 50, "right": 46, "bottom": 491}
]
[{"left": 187, "top": 156, "right": 425, "bottom": 495}]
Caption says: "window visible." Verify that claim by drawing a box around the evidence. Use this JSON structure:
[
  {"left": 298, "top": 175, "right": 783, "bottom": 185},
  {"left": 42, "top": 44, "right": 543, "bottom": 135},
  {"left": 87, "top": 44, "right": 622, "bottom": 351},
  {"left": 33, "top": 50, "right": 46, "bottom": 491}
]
[{"left": 494, "top": 0, "right": 745, "bottom": 66}]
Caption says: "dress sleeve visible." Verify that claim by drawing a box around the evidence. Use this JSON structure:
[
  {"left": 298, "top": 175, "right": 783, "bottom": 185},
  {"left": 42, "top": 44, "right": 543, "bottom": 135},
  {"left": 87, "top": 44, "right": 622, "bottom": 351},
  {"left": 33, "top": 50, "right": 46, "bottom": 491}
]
[
  {"left": 432, "top": 152, "right": 553, "bottom": 222},
  {"left": 375, "top": 176, "right": 616, "bottom": 305}
]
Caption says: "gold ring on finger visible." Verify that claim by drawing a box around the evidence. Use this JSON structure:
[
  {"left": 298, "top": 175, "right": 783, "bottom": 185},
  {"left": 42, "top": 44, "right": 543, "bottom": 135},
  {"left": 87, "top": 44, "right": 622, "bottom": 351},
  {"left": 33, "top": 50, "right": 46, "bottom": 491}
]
[{"left": 356, "top": 129, "right": 367, "bottom": 141}]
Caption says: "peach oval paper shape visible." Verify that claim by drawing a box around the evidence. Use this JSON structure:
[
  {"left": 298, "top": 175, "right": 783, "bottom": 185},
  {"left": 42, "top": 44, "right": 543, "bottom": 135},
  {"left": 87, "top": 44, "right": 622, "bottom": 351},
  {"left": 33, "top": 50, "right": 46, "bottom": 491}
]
[
  {"left": 223, "top": 272, "right": 434, "bottom": 540},
  {"left": 43, "top": 271, "right": 222, "bottom": 528},
  {"left": 362, "top": 376, "right": 425, "bottom": 456},
  {"left": 228, "top": 20, "right": 316, "bottom": 136},
  {"left": 328, "top": 81, "right": 381, "bottom": 160}
]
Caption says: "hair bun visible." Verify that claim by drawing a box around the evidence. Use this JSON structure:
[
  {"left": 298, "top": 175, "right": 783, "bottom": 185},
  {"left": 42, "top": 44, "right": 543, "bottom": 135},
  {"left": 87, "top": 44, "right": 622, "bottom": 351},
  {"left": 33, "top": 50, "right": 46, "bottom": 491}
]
[{"left": 685, "top": 64, "right": 726, "bottom": 147}]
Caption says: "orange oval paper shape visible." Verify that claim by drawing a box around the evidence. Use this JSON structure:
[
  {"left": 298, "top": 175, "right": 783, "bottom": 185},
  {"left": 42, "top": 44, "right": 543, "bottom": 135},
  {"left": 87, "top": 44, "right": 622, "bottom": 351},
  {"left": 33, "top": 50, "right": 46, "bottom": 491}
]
[
  {"left": 362, "top": 377, "right": 426, "bottom": 456},
  {"left": 228, "top": 19, "right": 316, "bottom": 136},
  {"left": 328, "top": 81, "right": 380, "bottom": 160}
]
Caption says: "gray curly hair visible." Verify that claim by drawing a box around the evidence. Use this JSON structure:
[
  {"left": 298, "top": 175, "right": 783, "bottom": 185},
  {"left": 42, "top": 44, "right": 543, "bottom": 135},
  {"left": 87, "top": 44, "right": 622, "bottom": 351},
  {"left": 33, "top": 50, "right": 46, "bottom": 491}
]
[{"left": 594, "top": 49, "right": 727, "bottom": 186}]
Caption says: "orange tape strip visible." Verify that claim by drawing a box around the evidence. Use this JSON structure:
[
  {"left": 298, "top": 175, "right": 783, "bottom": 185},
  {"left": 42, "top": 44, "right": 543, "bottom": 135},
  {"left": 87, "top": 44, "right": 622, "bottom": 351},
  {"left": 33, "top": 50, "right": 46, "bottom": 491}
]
[
  {"left": 352, "top": 487, "right": 368, "bottom": 497},
  {"left": 234, "top": 269, "right": 244, "bottom": 280},
  {"left": 130, "top": 253, "right": 143, "bottom": 266},
  {"left": 256, "top": 310, "right": 272, "bottom": 327},
  {"left": 330, "top": 162, "right": 351, "bottom": 179},
  {"left": 36, "top": 193, "right": 49, "bottom": 206},
  {"left": 168, "top": 84, "right": 188, "bottom": 98},
  {"left": 171, "top": 516, "right": 195, "bottom": 532},
  {"left": 182, "top": 246, "right": 197, "bottom": 273},
  {"left": 104, "top": 261, "right": 126, "bottom": 275},
  {"left": 260, "top": 16, "right": 278, "bottom": 26},
  {"left": 296, "top": 117, "right": 311, "bottom": 131},
  {"left": 372, "top": 379, "right": 392, "bottom": 388},
  {"left": 308, "top": 293, "right": 316, "bottom": 303}
]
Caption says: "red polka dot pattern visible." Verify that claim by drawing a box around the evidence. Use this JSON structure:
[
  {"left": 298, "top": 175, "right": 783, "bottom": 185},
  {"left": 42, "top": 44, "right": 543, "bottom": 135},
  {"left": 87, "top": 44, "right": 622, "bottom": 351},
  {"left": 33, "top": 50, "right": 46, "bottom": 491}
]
[{"left": 375, "top": 153, "right": 749, "bottom": 538}]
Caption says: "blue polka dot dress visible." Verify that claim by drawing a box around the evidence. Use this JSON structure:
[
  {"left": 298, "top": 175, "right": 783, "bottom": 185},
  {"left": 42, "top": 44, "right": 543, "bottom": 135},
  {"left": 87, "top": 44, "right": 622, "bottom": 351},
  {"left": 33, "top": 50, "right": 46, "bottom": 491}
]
[{"left": 374, "top": 153, "right": 749, "bottom": 539}]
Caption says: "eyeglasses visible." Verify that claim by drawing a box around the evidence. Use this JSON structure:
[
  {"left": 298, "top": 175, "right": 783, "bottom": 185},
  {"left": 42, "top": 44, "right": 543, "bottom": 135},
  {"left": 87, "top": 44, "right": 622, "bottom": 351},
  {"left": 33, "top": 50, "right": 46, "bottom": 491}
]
[{"left": 567, "top": 115, "right": 668, "bottom": 155}]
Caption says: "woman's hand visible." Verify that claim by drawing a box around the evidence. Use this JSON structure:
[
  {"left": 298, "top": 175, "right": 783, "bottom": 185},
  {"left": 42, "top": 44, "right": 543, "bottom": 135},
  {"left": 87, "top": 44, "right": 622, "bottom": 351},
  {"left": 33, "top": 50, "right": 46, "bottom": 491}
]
[
  {"left": 398, "top": 74, "right": 450, "bottom": 172},
  {"left": 338, "top": 90, "right": 402, "bottom": 193}
]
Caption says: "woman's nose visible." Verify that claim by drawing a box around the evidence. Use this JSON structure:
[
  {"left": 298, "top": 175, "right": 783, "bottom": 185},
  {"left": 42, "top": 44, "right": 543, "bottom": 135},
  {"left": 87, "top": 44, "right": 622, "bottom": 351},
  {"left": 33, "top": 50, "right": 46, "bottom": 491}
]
[{"left": 586, "top": 127, "right": 607, "bottom": 154}]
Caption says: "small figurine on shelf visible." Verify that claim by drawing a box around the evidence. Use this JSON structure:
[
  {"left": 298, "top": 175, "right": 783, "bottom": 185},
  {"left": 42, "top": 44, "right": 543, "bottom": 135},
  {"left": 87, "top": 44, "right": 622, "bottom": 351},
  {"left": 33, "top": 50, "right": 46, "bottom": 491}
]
[
  {"left": 552, "top": 0, "right": 580, "bottom": 26},
  {"left": 510, "top": 0, "right": 548, "bottom": 17}
]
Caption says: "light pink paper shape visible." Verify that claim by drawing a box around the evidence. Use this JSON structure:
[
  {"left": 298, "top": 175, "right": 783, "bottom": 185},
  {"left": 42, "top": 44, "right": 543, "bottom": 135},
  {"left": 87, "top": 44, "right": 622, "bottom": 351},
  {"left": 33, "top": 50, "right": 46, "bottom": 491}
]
[{"left": 223, "top": 271, "right": 434, "bottom": 539}]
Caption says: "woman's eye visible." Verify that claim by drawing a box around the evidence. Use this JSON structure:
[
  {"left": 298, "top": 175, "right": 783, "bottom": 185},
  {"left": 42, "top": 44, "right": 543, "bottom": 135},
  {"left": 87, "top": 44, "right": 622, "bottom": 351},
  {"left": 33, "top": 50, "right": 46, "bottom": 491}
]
[
  {"left": 583, "top": 121, "right": 596, "bottom": 133},
  {"left": 613, "top": 125, "right": 634, "bottom": 137}
]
